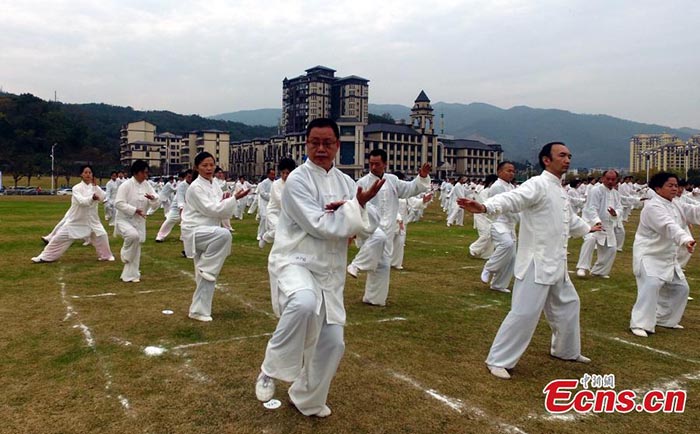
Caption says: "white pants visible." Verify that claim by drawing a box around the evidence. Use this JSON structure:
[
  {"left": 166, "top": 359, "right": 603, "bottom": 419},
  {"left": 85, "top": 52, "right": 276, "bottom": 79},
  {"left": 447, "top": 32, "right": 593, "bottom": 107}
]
[
  {"left": 469, "top": 215, "right": 494, "bottom": 259},
  {"left": 630, "top": 264, "right": 689, "bottom": 333},
  {"left": 351, "top": 228, "right": 391, "bottom": 306},
  {"left": 447, "top": 206, "right": 464, "bottom": 226},
  {"left": 256, "top": 214, "right": 268, "bottom": 241},
  {"left": 156, "top": 208, "right": 181, "bottom": 241},
  {"left": 576, "top": 236, "right": 617, "bottom": 276},
  {"left": 483, "top": 228, "right": 515, "bottom": 290},
  {"left": 188, "top": 228, "right": 232, "bottom": 318},
  {"left": 486, "top": 263, "right": 582, "bottom": 369},
  {"left": 36, "top": 228, "right": 113, "bottom": 262},
  {"left": 615, "top": 225, "right": 625, "bottom": 251},
  {"left": 391, "top": 227, "right": 406, "bottom": 268},
  {"left": 118, "top": 223, "right": 142, "bottom": 282},
  {"left": 104, "top": 202, "right": 115, "bottom": 223},
  {"left": 622, "top": 206, "right": 632, "bottom": 222},
  {"left": 262, "top": 290, "right": 344, "bottom": 416}
]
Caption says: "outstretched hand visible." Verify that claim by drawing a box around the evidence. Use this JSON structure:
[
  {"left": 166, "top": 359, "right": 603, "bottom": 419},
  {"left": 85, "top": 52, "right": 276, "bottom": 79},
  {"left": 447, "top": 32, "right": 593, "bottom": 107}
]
[
  {"left": 589, "top": 222, "right": 603, "bottom": 232},
  {"left": 235, "top": 189, "right": 250, "bottom": 200},
  {"left": 457, "top": 197, "right": 486, "bottom": 214},
  {"left": 356, "top": 178, "right": 386, "bottom": 208}
]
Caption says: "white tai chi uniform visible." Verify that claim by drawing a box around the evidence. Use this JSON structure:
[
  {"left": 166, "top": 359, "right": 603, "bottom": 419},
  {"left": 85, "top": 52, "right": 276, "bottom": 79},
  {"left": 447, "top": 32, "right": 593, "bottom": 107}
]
[
  {"left": 350, "top": 172, "right": 430, "bottom": 306},
  {"left": 469, "top": 187, "right": 494, "bottom": 259},
  {"left": 156, "top": 180, "right": 189, "bottom": 242},
  {"left": 483, "top": 170, "right": 591, "bottom": 370},
  {"left": 630, "top": 191, "right": 700, "bottom": 333},
  {"left": 158, "top": 180, "right": 177, "bottom": 218},
  {"left": 576, "top": 183, "right": 622, "bottom": 276},
  {"left": 181, "top": 176, "right": 240, "bottom": 319},
  {"left": 114, "top": 177, "right": 160, "bottom": 282},
  {"left": 482, "top": 179, "right": 518, "bottom": 290},
  {"left": 675, "top": 193, "right": 696, "bottom": 268},
  {"left": 262, "top": 178, "right": 286, "bottom": 244},
  {"left": 104, "top": 179, "right": 119, "bottom": 224},
  {"left": 391, "top": 194, "right": 430, "bottom": 269},
  {"left": 256, "top": 178, "right": 273, "bottom": 241},
  {"left": 446, "top": 182, "right": 466, "bottom": 226},
  {"left": 233, "top": 180, "right": 252, "bottom": 219},
  {"left": 260, "top": 159, "right": 376, "bottom": 416},
  {"left": 33, "top": 181, "right": 114, "bottom": 262}
]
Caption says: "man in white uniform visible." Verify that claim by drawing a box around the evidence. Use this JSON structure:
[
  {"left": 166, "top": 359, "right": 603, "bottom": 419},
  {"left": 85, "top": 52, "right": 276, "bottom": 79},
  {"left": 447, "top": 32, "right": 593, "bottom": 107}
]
[
  {"left": 459, "top": 142, "right": 601, "bottom": 380},
  {"left": 481, "top": 162, "right": 518, "bottom": 292},
  {"left": 103, "top": 171, "right": 119, "bottom": 225},
  {"left": 256, "top": 169, "right": 275, "bottom": 242},
  {"left": 114, "top": 160, "right": 160, "bottom": 283},
  {"left": 446, "top": 177, "right": 467, "bottom": 227},
  {"left": 260, "top": 158, "right": 297, "bottom": 248},
  {"left": 346, "top": 149, "right": 431, "bottom": 306},
  {"left": 255, "top": 118, "right": 382, "bottom": 417},
  {"left": 575, "top": 170, "right": 622, "bottom": 278}
]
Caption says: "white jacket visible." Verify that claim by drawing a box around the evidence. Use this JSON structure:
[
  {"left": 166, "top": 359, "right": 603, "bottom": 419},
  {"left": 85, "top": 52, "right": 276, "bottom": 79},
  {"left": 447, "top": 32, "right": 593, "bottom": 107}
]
[
  {"left": 267, "top": 160, "right": 377, "bottom": 323},
  {"left": 633, "top": 191, "right": 700, "bottom": 282},
  {"left": 484, "top": 170, "right": 591, "bottom": 285}
]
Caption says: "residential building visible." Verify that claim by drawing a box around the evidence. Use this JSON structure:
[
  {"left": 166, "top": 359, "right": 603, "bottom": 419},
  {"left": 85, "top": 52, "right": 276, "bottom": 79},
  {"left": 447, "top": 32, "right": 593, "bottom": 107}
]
[{"left": 630, "top": 133, "right": 700, "bottom": 176}]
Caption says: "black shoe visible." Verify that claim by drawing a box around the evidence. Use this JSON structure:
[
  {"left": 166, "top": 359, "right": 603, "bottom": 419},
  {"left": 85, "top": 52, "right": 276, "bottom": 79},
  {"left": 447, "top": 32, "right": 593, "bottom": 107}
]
[{"left": 181, "top": 250, "right": 187, "bottom": 258}]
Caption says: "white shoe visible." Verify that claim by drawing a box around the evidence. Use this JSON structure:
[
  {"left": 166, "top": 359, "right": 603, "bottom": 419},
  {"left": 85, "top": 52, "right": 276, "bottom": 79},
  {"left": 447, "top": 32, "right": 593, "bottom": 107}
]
[
  {"left": 41, "top": 236, "right": 50, "bottom": 244},
  {"left": 99, "top": 256, "right": 116, "bottom": 262},
  {"left": 188, "top": 312, "right": 212, "bottom": 322},
  {"left": 688, "top": 296, "right": 694, "bottom": 301},
  {"left": 631, "top": 328, "right": 648, "bottom": 338},
  {"left": 255, "top": 372, "right": 275, "bottom": 402},
  {"left": 347, "top": 264, "right": 359, "bottom": 278},
  {"left": 671, "top": 324, "right": 684, "bottom": 329},
  {"left": 490, "top": 287, "right": 511, "bottom": 293},
  {"left": 480, "top": 268, "right": 491, "bottom": 284},
  {"left": 616, "top": 248, "right": 623, "bottom": 252},
  {"left": 393, "top": 265, "right": 404, "bottom": 270},
  {"left": 199, "top": 269, "right": 216, "bottom": 282},
  {"left": 574, "top": 355, "right": 591, "bottom": 363},
  {"left": 258, "top": 239, "right": 266, "bottom": 249},
  {"left": 314, "top": 405, "right": 332, "bottom": 418},
  {"left": 576, "top": 269, "right": 586, "bottom": 277},
  {"left": 592, "top": 274, "right": 610, "bottom": 279},
  {"left": 31, "top": 256, "right": 47, "bottom": 263},
  {"left": 487, "top": 365, "right": 511, "bottom": 380}
]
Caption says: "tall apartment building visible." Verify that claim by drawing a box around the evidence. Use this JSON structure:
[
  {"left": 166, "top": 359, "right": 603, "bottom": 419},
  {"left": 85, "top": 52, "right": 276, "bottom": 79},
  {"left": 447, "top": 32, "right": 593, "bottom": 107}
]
[
  {"left": 629, "top": 133, "right": 700, "bottom": 176},
  {"left": 120, "top": 120, "right": 161, "bottom": 169},
  {"left": 181, "top": 130, "right": 231, "bottom": 173},
  {"left": 231, "top": 85, "right": 503, "bottom": 180},
  {"left": 120, "top": 121, "right": 230, "bottom": 174}
]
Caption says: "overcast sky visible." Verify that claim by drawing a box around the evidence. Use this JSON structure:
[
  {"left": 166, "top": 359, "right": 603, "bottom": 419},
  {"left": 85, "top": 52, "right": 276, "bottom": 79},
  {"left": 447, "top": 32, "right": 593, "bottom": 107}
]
[{"left": 1, "top": 0, "right": 699, "bottom": 128}]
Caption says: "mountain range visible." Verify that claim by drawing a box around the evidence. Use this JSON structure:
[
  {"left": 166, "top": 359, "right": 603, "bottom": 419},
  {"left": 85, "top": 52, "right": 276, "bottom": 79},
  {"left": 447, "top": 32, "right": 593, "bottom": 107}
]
[{"left": 211, "top": 103, "right": 700, "bottom": 169}]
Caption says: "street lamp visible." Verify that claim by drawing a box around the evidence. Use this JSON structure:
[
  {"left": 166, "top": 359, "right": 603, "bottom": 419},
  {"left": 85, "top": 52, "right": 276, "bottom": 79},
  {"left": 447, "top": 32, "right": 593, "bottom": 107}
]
[{"left": 51, "top": 143, "right": 58, "bottom": 194}]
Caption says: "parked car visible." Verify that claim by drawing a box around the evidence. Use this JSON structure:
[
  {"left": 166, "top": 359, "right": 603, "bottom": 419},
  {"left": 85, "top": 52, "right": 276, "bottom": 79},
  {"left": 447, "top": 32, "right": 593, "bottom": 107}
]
[{"left": 56, "top": 187, "right": 73, "bottom": 196}]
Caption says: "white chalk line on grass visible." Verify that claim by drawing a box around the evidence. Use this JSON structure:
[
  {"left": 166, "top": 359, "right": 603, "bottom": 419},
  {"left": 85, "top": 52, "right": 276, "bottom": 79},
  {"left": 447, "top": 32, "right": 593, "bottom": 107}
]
[
  {"left": 348, "top": 351, "right": 528, "bottom": 434},
  {"left": 71, "top": 292, "right": 117, "bottom": 299},
  {"left": 58, "top": 269, "right": 134, "bottom": 416},
  {"left": 171, "top": 333, "right": 273, "bottom": 351},
  {"left": 590, "top": 332, "right": 700, "bottom": 364}
]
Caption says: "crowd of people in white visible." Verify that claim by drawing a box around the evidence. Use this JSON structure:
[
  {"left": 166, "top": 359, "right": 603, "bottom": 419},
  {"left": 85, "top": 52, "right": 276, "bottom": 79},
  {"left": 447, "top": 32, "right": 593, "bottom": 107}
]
[{"left": 28, "top": 119, "right": 698, "bottom": 415}]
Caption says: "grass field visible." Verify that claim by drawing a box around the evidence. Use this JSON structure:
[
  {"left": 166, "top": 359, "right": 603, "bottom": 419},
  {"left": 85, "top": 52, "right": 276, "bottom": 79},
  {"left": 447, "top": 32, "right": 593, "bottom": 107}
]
[{"left": 0, "top": 196, "right": 698, "bottom": 434}]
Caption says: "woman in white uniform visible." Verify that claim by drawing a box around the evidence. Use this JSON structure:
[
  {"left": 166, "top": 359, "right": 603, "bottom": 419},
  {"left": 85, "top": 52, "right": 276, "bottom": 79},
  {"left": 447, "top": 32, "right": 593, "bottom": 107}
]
[
  {"left": 32, "top": 165, "right": 114, "bottom": 263},
  {"left": 181, "top": 152, "right": 249, "bottom": 321},
  {"left": 114, "top": 160, "right": 160, "bottom": 283}
]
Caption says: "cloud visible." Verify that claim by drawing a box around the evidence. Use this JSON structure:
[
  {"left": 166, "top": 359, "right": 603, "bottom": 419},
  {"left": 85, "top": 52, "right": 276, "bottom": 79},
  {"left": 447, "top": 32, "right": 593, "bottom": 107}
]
[{"left": 1, "top": 0, "right": 699, "bottom": 128}]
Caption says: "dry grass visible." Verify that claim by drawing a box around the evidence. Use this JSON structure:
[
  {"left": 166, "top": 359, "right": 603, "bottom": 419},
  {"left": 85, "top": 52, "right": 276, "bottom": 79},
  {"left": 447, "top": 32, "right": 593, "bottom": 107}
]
[{"left": 0, "top": 196, "right": 698, "bottom": 434}]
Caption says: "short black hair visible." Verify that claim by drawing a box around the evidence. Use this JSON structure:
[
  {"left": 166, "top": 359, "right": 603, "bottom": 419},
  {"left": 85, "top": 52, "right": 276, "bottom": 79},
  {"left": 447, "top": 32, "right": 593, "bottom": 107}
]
[
  {"left": 194, "top": 152, "right": 214, "bottom": 167},
  {"left": 306, "top": 118, "right": 339, "bottom": 139},
  {"left": 497, "top": 161, "right": 515, "bottom": 171},
  {"left": 538, "top": 142, "right": 566, "bottom": 170},
  {"left": 649, "top": 172, "right": 678, "bottom": 190},
  {"left": 130, "top": 160, "right": 149, "bottom": 176},
  {"left": 110, "top": 171, "right": 118, "bottom": 176},
  {"left": 569, "top": 178, "right": 582, "bottom": 189},
  {"left": 80, "top": 164, "right": 93, "bottom": 175},
  {"left": 484, "top": 174, "right": 499, "bottom": 188},
  {"left": 369, "top": 148, "right": 388, "bottom": 163},
  {"left": 278, "top": 157, "right": 296, "bottom": 172},
  {"left": 267, "top": 168, "right": 275, "bottom": 175},
  {"left": 603, "top": 169, "right": 619, "bottom": 179}
]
